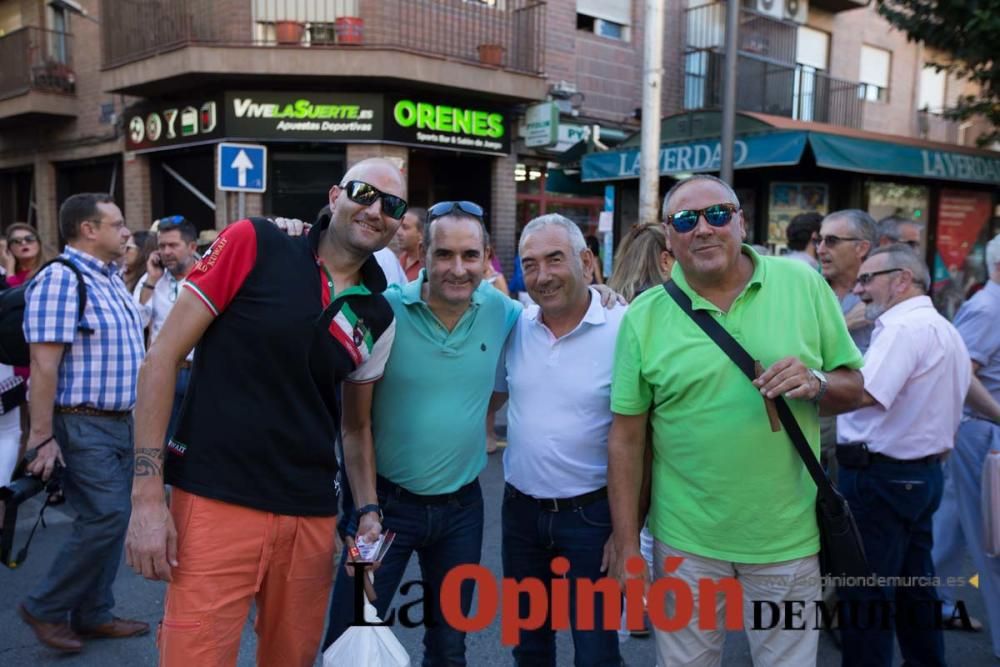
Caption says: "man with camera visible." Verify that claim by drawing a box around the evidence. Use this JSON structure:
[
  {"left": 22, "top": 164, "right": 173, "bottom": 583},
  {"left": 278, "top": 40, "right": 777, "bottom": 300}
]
[
  {"left": 18, "top": 193, "right": 147, "bottom": 653},
  {"left": 125, "top": 158, "right": 402, "bottom": 666},
  {"left": 132, "top": 215, "right": 198, "bottom": 442}
]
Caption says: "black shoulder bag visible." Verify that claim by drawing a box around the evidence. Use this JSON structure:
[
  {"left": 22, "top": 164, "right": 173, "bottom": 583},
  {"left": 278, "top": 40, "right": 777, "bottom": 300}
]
[{"left": 663, "top": 281, "right": 870, "bottom": 578}]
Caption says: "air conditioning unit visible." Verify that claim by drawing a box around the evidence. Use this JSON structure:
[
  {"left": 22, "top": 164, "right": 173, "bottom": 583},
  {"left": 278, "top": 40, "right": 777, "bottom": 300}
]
[
  {"left": 783, "top": 0, "right": 808, "bottom": 23},
  {"left": 754, "top": 0, "right": 784, "bottom": 21}
]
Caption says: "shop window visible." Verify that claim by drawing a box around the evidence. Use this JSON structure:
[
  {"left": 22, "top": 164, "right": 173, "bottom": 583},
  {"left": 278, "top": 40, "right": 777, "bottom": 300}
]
[
  {"left": 865, "top": 182, "right": 928, "bottom": 223},
  {"left": 858, "top": 45, "right": 890, "bottom": 103},
  {"left": 515, "top": 162, "right": 604, "bottom": 237},
  {"left": 918, "top": 65, "right": 946, "bottom": 114},
  {"left": 577, "top": 0, "right": 630, "bottom": 41}
]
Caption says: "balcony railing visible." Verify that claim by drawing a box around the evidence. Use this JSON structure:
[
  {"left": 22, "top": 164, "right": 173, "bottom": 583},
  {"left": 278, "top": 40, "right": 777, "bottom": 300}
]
[
  {"left": 684, "top": 50, "right": 864, "bottom": 129},
  {"left": 100, "top": 0, "right": 545, "bottom": 75},
  {"left": 0, "top": 27, "right": 75, "bottom": 101},
  {"left": 686, "top": 2, "right": 798, "bottom": 66}
]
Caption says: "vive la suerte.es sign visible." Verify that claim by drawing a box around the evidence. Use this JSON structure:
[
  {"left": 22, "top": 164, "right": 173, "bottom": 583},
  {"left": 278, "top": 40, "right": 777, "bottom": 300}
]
[{"left": 125, "top": 93, "right": 510, "bottom": 156}]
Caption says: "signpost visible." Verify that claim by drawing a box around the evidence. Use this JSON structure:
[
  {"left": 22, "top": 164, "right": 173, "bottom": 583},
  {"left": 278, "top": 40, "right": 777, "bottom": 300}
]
[{"left": 217, "top": 142, "right": 267, "bottom": 219}]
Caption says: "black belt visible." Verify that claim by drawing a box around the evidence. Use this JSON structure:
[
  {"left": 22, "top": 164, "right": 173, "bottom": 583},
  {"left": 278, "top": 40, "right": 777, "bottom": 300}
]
[
  {"left": 376, "top": 475, "right": 479, "bottom": 505},
  {"left": 56, "top": 406, "right": 130, "bottom": 418},
  {"left": 506, "top": 483, "right": 607, "bottom": 512},
  {"left": 870, "top": 452, "right": 940, "bottom": 465},
  {"left": 838, "top": 443, "right": 940, "bottom": 468}
]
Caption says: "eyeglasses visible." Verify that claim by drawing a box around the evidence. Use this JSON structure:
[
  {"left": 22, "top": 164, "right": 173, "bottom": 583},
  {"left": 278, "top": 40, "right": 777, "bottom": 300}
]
[
  {"left": 814, "top": 234, "right": 861, "bottom": 248},
  {"left": 157, "top": 215, "right": 185, "bottom": 230},
  {"left": 855, "top": 268, "right": 903, "bottom": 286},
  {"left": 667, "top": 203, "right": 739, "bottom": 233},
  {"left": 341, "top": 181, "right": 408, "bottom": 220},
  {"left": 8, "top": 235, "right": 38, "bottom": 246},
  {"left": 427, "top": 201, "right": 485, "bottom": 222},
  {"left": 901, "top": 240, "right": 920, "bottom": 250}
]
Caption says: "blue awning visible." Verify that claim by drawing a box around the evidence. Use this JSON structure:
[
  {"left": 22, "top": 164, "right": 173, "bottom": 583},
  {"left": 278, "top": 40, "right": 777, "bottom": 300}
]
[
  {"left": 581, "top": 131, "right": 807, "bottom": 182},
  {"left": 808, "top": 133, "right": 1000, "bottom": 185}
]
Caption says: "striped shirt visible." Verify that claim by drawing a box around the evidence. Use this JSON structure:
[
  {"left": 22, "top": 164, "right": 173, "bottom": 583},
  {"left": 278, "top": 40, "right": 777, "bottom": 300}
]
[{"left": 24, "top": 246, "right": 145, "bottom": 410}]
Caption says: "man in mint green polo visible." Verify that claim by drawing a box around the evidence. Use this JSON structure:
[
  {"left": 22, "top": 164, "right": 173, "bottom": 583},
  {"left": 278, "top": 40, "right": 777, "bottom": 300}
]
[
  {"left": 323, "top": 201, "right": 521, "bottom": 665},
  {"left": 607, "top": 175, "right": 864, "bottom": 667}
]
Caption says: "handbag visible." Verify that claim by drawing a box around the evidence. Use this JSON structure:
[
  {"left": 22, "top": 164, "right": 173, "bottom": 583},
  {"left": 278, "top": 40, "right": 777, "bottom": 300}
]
[
  {"left": 663, "top": 281, "right": 870, "bottom": 578},
  {"left": 0, "top": 375, "right": 26, "bottom": 415}
]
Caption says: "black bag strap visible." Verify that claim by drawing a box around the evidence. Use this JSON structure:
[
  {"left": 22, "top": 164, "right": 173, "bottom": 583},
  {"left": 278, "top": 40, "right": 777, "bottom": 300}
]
[
  {"left": 663, "top": 281, "right": 836, "bottom": 503},
  {"left": 37, "top": 257, "right": 92, "bottom": 334}
]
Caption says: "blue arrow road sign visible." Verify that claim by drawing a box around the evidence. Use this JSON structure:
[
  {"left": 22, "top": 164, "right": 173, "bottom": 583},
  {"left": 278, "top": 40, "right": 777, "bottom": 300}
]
[{"left": 217, "top": 142, "right": 267, "bottom": 192}]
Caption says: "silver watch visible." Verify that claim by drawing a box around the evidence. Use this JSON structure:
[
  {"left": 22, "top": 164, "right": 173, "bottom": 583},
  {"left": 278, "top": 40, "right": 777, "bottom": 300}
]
[{"left": 809, "top": 368, "right": 828, "bottom": 403}]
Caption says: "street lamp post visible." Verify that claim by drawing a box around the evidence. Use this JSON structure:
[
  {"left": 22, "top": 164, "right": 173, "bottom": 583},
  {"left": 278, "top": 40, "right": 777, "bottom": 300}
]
[
  {"left": 720, "top": 0, "right": 740, "bottom": 184},
  {"left": 639, "top": 0, "right": 665, "bottom": 225}
]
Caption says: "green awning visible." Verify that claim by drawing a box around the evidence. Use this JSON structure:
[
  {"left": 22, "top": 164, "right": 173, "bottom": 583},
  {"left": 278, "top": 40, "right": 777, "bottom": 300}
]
[{"left": 808, "top": 133, "right": 1000, "bottom": 185}]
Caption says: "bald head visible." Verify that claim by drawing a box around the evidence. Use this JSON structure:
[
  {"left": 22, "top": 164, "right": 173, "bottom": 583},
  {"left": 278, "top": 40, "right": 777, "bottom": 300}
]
[{"left": 340, "top": 158, "right": 407, "bottom": 198}]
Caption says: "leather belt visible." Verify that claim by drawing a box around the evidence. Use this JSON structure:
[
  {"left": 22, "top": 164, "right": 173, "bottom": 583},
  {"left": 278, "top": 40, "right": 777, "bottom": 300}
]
[
  {"left": 376, "top": 475, "right": 479, "bottom": 506},
  {"left": 870, "top": 452, "right": 941, "bottom": 465},
  {"left": 56, "top": 406, "right": 130, "bottom": 418},
  {"left": 506, "top": 483, "right": 608, "bottom": 512}
]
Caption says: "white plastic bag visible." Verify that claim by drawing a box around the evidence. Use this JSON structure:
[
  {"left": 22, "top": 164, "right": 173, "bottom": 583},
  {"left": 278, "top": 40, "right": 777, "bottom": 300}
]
[
  {"left": 322, "top": 599, "right": 411, "bottom": 667},
  {"left": 984, "top": 448, "right": 1000, "bottom": 558}
]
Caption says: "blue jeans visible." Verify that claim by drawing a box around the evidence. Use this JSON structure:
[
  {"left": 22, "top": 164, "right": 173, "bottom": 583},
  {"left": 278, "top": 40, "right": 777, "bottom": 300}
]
[
  {"left": 23, "top": 413, "right": 133, "bottom": 628},
  {"left": 325, "top": 476, "right": 484, "bottom": 667},
  {"left": 502, "top": 484, "right": 621, "bottom": 667},
  {"left": 838, "top": 459, "right": 945, "bottom": 667}
]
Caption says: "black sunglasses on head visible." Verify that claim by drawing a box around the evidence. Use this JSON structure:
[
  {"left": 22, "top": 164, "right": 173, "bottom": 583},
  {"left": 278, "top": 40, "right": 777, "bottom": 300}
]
[
  {"left": 341, "top": 180, "right": 408, "bottom": 220},
  {"left": 427, "top": 201, "right": 485, "bottom": 222},
  {"left": 667, "top": 203, "right": 739, "bottom": 233}
]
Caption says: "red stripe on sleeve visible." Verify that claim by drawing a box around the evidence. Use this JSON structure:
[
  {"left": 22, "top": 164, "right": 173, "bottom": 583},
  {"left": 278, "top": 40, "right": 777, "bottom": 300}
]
[{"left": 184, "top": 219, "right": 258, "bottom": 316}]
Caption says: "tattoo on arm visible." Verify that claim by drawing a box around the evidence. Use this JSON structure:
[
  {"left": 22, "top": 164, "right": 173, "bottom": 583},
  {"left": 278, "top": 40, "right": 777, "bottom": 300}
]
[{"left": 134, "top": 448, "right": 164, "bottom": 477}]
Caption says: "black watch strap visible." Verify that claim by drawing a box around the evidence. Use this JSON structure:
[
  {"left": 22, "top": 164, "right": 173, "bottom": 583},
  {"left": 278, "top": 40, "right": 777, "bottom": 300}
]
[{"left": 355, "top": 503, "right": 383, "bottom": 521}]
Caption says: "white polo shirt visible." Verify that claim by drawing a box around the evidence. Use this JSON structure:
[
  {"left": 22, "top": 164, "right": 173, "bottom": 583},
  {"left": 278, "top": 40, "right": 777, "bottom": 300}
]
[
  {"left": 134, "top": 270, "right": 194, "bottom": 362},
  {"left": 838, "top": 295, "right": 970, "bottom": 459},
  {"left": 495, "top": 288, "right": 627, "bottom": 498}
]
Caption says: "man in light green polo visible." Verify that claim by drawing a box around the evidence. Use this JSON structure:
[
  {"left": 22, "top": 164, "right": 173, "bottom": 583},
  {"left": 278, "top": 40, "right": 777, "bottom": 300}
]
[
  {"left": 607, "top": 175, "right": 864, "bottom": 667},
  {"left": 323, "top": 201, "right": 521, "bottom": 666}
]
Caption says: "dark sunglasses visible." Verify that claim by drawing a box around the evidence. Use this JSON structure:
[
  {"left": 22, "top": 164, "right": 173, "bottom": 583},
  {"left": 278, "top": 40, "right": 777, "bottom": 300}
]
[
  {"left": 8, "top": 235, "right": 38, "bottom": 245},
  {"left": 855, "top": 267, "right": 903, "bottom": 286},
  {"left": 427, "top": 200, "right": 485, "bottom": 222},
  {"left": 814, "top": 234, "right": 861, "bottom": 248},
  {"left": 667, "top": 203, "right": 739, "bottom": 233},
  {"left": 341, "top": 180, "right": 408, "bottom": 220}
]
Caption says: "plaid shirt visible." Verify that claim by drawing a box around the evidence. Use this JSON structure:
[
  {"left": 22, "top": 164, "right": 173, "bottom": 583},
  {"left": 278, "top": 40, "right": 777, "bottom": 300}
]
[{"left": 24, "top": 246, "right": 145, "bottom": 411}]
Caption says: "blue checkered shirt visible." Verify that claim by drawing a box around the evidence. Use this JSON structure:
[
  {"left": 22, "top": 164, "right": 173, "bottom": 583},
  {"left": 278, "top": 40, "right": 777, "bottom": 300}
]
[{"left": 23, "top": 246, "right": 145, "bottom": 411}]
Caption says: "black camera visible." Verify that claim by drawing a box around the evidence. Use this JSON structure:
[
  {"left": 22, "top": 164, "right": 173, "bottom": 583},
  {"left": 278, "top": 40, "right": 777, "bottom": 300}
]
[{"left": 0, "top": 464, "right": 64, "bottom": 568}]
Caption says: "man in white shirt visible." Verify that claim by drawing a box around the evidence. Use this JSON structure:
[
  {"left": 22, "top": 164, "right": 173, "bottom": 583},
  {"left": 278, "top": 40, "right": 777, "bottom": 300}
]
[
  {"left": 837, "top": 244, "right": 971, "bottom": 667},
  {"left": 133, "top": 216, "right": 198, "bottom": 441},
  {"left": 492, "top": 213, "right": 625, "bottom": 666}
]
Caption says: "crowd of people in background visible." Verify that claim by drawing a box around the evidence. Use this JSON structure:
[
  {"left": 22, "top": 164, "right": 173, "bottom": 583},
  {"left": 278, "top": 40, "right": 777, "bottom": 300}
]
[{"left": 0, "top": 170, "right": 998, "bottom": 667}]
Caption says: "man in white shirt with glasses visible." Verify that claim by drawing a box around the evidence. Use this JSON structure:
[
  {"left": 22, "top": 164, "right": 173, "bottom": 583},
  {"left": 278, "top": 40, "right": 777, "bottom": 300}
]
[{"left": 133, "top": 215, "right": 198, "bottom": 441}]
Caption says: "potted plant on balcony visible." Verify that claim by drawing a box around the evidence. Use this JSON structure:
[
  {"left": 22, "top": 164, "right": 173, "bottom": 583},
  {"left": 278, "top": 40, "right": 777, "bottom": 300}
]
[
  {"left": 334, "top": 16, "right": 364, "bottom": 45},
  {"left": 477, "top": 43, "right": 505, "bottom": 66},
  {"left": 275, "top": 20, "right": 305, "bottom": 44}
]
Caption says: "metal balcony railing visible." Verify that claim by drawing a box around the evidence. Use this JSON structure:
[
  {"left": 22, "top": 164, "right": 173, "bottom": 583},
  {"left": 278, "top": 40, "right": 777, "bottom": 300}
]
[
  {"left": 100, "top": 0, "right": 545, "bottom": 75},
  {"left": 0, "top": 27, "right": 76, "bottom": 101},
  {"left": 684, "top": 50, "right": 864, "bottom": 129},
  {"left": 685, "top": 1, "right": 798, "bottom": 66}
]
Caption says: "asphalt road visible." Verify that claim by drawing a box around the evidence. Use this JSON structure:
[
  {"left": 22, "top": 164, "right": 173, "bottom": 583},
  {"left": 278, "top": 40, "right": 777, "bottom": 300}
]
[{"left": 1, "top": 450, "right": 996, "bottom": 666}]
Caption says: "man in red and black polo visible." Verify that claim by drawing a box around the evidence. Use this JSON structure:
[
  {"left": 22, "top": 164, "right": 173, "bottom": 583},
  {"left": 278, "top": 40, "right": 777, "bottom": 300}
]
[{"left": 124, "top": 158, "right": 405, "bottom": 666}]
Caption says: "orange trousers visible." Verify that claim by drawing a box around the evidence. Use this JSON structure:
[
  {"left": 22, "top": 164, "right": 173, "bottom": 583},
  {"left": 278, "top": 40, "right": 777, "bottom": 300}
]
[{"left": 158, "top": 488, "right": 337, "bottom": 667}]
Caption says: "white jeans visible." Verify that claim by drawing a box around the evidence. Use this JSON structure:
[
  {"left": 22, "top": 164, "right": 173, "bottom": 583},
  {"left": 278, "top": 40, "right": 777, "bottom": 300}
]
[
  {"left": 0, "top": 405, "right": 21, "bottom": 486},
  {"left": 652, "top": 540, "right": 820, "bottom": 667}
]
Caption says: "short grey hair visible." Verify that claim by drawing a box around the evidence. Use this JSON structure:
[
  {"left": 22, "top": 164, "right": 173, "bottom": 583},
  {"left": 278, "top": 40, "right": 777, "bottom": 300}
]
[
  {"left": 824, "top": 209, "right": 878, "bottom": 256},
  {"left": 868, "top": 243, "right": 931, "bottom": 292},
  {"left": 876, "top": 215, "right": 924, "bottom": 242},
  {"left": 661, "top": 175, "right": 740, "bottom": 220},
  {"left": 986, "top": 232, "right": 1000, "bottom": 272},
  {"left": 519, "top": 213, "right": 587, "bottom": 255}
]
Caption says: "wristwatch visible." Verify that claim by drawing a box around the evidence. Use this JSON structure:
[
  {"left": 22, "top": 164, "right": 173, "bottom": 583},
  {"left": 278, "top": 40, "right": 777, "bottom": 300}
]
[
  {"left": 355, "top": 504, "right": 383, "bottom": 522},
  {"left": 809, "top": 368, "right": 828, "bottom": 404}
]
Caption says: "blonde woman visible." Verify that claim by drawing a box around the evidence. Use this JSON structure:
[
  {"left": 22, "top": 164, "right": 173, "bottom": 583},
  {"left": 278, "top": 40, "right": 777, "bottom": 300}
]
[{"left": 607, "top": 222, "right": 674, "bottom": 302}]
